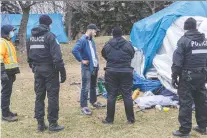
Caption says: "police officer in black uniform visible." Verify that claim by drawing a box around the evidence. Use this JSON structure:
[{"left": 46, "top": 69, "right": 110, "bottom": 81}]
[
  {"left": 27, "top": 15, "right": 66, "bottom": 132},
  {"left": 172, "top": 17, "right": 207, "bottom": 137}
]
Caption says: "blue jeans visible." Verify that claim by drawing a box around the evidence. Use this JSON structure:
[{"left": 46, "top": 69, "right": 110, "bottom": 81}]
[{"left": 80, "top": 65, "right": 98, "bottom": 107}]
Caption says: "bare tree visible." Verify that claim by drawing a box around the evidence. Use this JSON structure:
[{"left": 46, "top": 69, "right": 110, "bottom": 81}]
[
  {"left": 144, "top": 1, "right": 173, "bottom": 14},
  {"left": 30, "top": 1, "right": 64, "bottom": 14},
  {"left": 65, "top": 2, "right": 73, "bottom": 40},
  {"left": 17, "top": 1, "right": 39, "bottom": 51},
  {"left": 64, "top": 1, "right": 95, "bottom": 40},
  {"left": 1, "top": 1, "right": 21, "bottom": 14}
]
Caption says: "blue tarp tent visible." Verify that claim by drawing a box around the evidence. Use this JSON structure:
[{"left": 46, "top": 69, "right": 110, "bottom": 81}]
[
  {"left": 130, "top": 1, "right": 207, "bottom": 75},
  {"left": 1, "top": 14, "right": 68, "bottom": 43}
]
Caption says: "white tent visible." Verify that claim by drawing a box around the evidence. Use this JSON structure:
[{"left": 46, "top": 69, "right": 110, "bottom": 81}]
[{"left": 132, "top": 16, "right": 207, "bottom": 93}]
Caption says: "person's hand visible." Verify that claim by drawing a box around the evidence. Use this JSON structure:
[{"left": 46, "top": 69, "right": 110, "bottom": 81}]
[
  {"left": 59, "top": 67, "right": 66, "bottom": 83},
  {"left": 13, "top": 74, "right": 16, "bottom": 82},
  {"left": 29, "top": 63, "right": 33, "bottom": 69},
  {"left": 171, "top": 75, "right": 179, "bottom": 89},
  {"left": 82, "top": 60, "right": 89, "bottom": 65}
]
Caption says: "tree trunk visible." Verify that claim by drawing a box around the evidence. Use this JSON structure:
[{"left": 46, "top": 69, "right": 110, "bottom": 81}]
[
  {"left": 152, "top": 1, "right": 156, "bottom": 14},
  {"left": 17, "top": 7, "right": 30, "bottom": 52},
  {"left": 65, "top": 2, "right": 73, "bottom": 41}
]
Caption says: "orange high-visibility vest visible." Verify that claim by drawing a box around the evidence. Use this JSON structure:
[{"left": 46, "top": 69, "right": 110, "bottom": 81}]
[{"left": 0, "top": 38, "right": 19, "bottom": 70}]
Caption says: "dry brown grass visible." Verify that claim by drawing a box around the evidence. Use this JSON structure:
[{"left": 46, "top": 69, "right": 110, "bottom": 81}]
[{"left": 1, "top": 36, "right": 206, "bottom": 138}]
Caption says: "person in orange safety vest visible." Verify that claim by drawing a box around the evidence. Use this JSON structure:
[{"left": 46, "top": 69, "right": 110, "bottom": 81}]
[{"left": 1, "top": 25, "right": 20, "bottom": 122}]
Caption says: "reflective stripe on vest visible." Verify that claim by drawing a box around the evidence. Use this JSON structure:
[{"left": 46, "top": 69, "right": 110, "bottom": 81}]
[
  {"left": 1, "top": 39, "right": 19, "bottom": 69},
  {"left": 5, "top": 63, "right": 19, "bottom": 69},
  {"left": 3, "top": 40, "right": 15, "bottom": 62}
]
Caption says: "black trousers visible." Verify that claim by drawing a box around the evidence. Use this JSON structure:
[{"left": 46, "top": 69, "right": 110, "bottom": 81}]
[
  {"left": 1, "top": 74, "right": 15, "bottom": 117},
  {"left": 178, "top": 71, "right": 207, "bottom": 134},
  {"left": 33, "top": 65, "right": 60, "bottom": 123},
  {"left": 105, "top": 70, "right": 135, "bottom": 122}
]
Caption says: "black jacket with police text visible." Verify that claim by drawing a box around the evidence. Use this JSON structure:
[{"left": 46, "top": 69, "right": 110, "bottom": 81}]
[
  {"left": 101, "top": 37, "right": 135, "bottom": 72},
  {"left": 172, "top": 29, "right": 207, "bottom": 76},
  {"left": 26, "top": 24, "right": 64, "bottom": 69}
]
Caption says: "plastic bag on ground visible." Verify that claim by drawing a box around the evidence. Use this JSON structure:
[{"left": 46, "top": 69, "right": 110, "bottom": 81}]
[{"left": 134, "top": 95, "right": 178, "bottom": 109}]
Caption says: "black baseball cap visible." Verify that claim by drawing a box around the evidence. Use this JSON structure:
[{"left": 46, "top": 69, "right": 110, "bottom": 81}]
[{"left": 87, "top": 24, "right": 100, "bottom": 31}]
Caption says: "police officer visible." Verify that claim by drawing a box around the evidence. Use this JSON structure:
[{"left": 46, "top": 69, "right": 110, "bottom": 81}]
[
  {"left": 27, "top": 15, "right": 66, "bottom": 132},
  {"left": 101, "top": 27, "right": 135, "bottom": 124},
  {"left": 1, "top": 25, "right": 20, "bottom": 122},
  {"left": 172, "top": 17, "right": 207, "bottom": 137}
]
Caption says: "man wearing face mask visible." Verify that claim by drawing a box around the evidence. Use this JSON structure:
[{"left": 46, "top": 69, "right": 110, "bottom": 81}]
[
  {"left": 27, "top": 15, "right": 66, "bottom": 132},
  {"left": 172, "top": 17, "right": 207, "bottom": 137},
  {"left": 72, "top": 24, "right": 106, "bottom": 116},
  {"left": 1, "top": 25, "right": 20, "bottom": 122}
]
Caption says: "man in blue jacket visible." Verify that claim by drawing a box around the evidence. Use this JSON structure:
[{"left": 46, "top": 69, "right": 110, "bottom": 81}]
[{"left": 72, "top": 24, "right": 106, "bottom": 115}]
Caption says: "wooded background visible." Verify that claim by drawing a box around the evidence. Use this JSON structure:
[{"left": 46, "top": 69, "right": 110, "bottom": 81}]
[{"left": 1, "top": 1, "right": 173, "bottom": 50}]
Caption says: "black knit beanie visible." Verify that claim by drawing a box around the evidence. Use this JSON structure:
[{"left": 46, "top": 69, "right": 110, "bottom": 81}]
[
  {"left": 39, "top": 15, "right": 52, "bottom": 26},
  {"left": 184, "top": 17, "right": 197, "bottom": 30},
  {"left": 112, "top": 27, "right": 122, "bottom": 37}
]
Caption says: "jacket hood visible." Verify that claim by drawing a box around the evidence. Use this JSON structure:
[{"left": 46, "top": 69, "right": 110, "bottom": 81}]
[
  {"left": 31, "top": 24, "right": 49, "bottom": 36},
  {"left": 108, "top": 37, "right": 126, "bottom": 49},
  {"left": 184, "top": 29, "right": 205, "bottom": 42}
]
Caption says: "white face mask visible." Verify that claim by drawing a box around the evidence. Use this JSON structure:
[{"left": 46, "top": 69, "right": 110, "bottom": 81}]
[{"left": 9, "top": 31, "right": 15, "bottom": 38}]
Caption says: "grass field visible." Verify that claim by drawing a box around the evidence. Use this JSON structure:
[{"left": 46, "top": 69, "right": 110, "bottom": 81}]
[{"left": 1, "top": 36, "right": 206, "bottom": 138}]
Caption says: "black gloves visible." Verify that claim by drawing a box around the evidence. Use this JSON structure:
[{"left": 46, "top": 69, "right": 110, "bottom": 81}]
[
  {"left": 171, "top": 65, "right": 182, "bottom": 89},
  {"left": 29, "top": 63, "right": 33, "bottom": 69},
  {"left": 13, "top": 74, "right": 16, "bottom": 82},
  {"left": 59, "top": 67, "right": 66, "bottom": 83},
  {"left": 171, "top": 74, "right": 179, "bottom": 89}
]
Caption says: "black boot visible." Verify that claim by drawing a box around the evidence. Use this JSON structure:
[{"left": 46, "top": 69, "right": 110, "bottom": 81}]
[
  {"left": 37, "top": 120, "right": 47, "bottom": 132},
  {"left": 9, "top": 111, "right": 17, "bottom": 117},
  {"left": 172, "top": 130, "right": 190, "bottom": 137},
  {"left": 2, "top": 115, "right": 18, "bottom": 122},
  {"left": 193, "top": 126, "right": 207, "bottom": 135},
  {"left": 127, "top": 120, "right": 135, "bottom": 124},
  {"left": 49, "top": 121, "right": 64, "bottom": 132},
  {"left": 102, "top": 119, "right": 113, "bottom": 124}
]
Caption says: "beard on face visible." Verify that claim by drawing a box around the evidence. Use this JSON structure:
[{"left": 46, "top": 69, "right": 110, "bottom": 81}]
[{"left": 88, "top": 31, "right": 93, "bottom": 39}]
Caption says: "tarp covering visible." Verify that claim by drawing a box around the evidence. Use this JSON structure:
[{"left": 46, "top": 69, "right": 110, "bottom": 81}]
[
  {"left": 130, "top": 1, "right": 207, "bottom": 75},
  {"left": 154, "top": 16, "right": 207, "bottom": 93},
  {"left": 131, "top": 16, "right": 207, "bottom": 94},
  {"left": 1, "top": 14, "right": 68, "bottom": 43},
  {"left": 133, "top": 72, "right": 162, "bottom": 92}
]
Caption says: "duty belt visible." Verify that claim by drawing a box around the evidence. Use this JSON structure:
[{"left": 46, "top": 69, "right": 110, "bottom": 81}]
[
  {"left": 183, "top": 68, "right": 207, "bottom": 74},
  {"left": 33, "top": 62, "right": 53, "bottom": 66}
]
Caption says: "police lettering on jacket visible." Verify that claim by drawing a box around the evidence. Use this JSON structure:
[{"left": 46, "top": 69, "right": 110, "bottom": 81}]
[
  {"left": 30, "top": 36, "right": 44, "bottom": 42},
  {"left": 172, "top": 30, "right": 207, "bottom": 73},
  {"left": 191, "top": 40, "right": 207, "bottom": 47}
]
